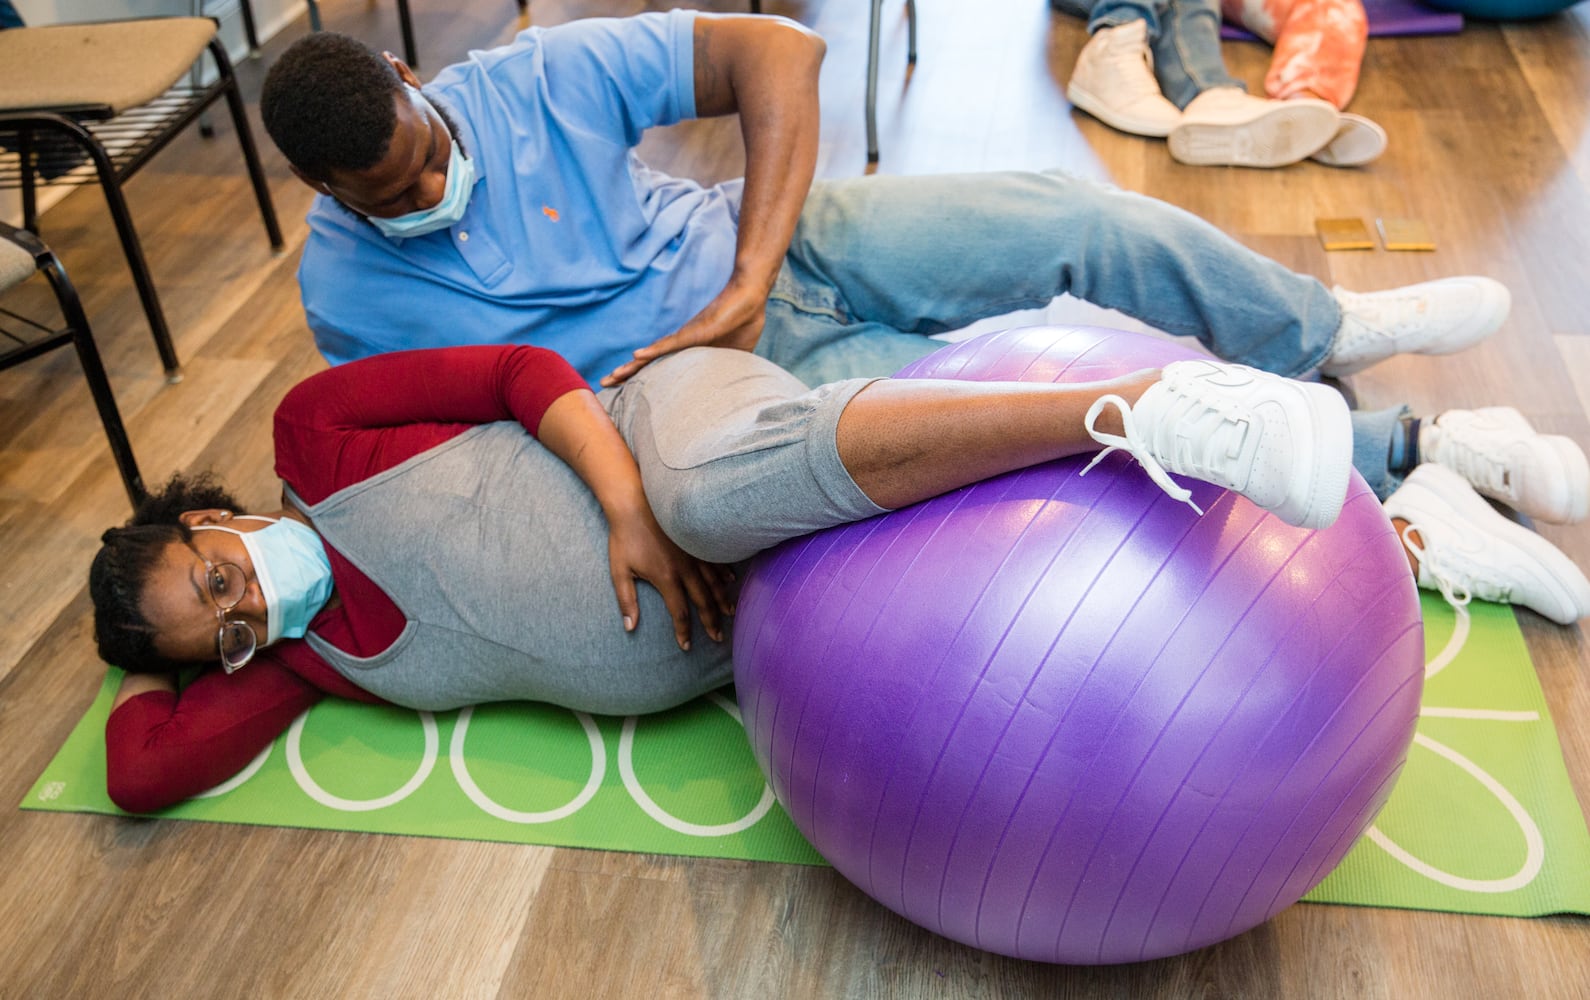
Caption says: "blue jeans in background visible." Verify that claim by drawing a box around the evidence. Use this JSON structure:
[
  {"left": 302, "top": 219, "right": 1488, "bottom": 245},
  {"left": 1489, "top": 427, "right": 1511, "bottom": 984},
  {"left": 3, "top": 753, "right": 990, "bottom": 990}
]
[{"left": 1052, "top": 0, "right": 1243, "bottom": 108}]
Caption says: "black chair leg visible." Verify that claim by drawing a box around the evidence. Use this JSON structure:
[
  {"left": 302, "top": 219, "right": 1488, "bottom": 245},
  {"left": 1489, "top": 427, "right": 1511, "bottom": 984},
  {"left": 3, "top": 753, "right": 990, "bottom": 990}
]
[
  {"left": 19, "top": 129, "right": 39, "bottom": 234},
  {"left": 212, "top": 40, "right": 285, "bottom": 253},
  {"left": 907, "top": 0, "right": 918, "bottom": 65},
  {"left": 42, "top": 256, "right": 146, "bottom": 506},
  {"left": 51, "top": 124, "right": 184, "bottom": 382},
  {"left": 238, "top": 0, "right": 262, "bottom": 57},
  {"left": 307, "top": 0, "right": 323, "bottom": 32},
  {"left": 397, "top": 0, "right": 418, "bottom": 69},
  {"left": 866, "top": 0, "right": 883, "bottom": 165}
]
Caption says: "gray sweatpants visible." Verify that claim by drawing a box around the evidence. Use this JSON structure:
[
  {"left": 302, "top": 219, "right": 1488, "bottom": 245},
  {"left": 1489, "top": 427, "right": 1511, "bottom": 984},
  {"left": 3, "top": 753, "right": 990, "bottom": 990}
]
[{"left": 599, "top": 347, "right": 888, "bottom": 564}]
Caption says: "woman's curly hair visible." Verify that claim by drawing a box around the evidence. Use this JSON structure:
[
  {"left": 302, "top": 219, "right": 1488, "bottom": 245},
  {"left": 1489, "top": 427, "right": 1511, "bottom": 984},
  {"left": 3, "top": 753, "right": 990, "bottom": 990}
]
[{"left": 89, "top": 472, "right": 242, "bottom": 674}]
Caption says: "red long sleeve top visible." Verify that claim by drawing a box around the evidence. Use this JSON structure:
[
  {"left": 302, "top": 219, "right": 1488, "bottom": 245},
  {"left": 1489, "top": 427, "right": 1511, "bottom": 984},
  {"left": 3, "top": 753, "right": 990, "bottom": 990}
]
[{"left": 103, "top": 345, "right": 589, "bottom": 813}]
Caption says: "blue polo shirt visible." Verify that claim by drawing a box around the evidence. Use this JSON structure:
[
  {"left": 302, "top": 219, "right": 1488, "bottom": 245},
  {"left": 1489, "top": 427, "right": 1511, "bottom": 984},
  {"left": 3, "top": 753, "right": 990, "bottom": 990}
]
[{"left": 298, "top": 10, "right": 744, "bottom": 383}]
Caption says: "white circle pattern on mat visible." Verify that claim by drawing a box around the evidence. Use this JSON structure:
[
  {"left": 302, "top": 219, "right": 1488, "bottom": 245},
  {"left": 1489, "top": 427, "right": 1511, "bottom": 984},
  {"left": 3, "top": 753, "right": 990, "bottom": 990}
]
[
  {"left": 286, "top": 710, "right": 439, "bottom": 811},
  {"left": 449, "top": 706, "right": 606, "bottom": 824}
]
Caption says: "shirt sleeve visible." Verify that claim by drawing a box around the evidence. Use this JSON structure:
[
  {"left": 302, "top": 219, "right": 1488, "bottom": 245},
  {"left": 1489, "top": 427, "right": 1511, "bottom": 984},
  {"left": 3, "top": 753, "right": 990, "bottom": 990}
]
[
  {"left": 536, "top": 10, "right": 698, "bottom": 145},
  {"left": 274, "top": 344, "right": 590, "bottom": 505},
  {"left": 104, "top": 657, "right": 323, "bottom": 814}
]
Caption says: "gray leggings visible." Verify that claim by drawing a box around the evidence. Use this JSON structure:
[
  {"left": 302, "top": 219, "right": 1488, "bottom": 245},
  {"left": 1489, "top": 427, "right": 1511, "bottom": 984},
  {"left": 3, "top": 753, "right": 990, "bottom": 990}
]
[{"left": 599, "top": 347, "right": 888, "bottom": 564}]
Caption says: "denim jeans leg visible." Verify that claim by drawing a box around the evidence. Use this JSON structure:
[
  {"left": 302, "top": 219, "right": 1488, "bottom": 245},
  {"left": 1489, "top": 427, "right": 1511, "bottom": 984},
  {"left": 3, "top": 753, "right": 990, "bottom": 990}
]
[
  {"left": 1351, "top": 404, "right": 1414, "bottom": 500},
  {"left": 1085, "top": 0, "right": 1164, "bottom": 33},
  {"left": 762, "top": 171, "right": 1341, "bottom": 380},
  {"left": 1151, "top": 0, "right": 1243, "bottom": 107}
]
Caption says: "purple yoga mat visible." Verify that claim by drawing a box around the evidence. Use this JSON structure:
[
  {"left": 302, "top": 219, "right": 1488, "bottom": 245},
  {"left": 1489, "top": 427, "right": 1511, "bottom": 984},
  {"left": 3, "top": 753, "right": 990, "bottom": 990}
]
[{"left": 1221, "top": 0, "right": 1464, "bottom": 39}]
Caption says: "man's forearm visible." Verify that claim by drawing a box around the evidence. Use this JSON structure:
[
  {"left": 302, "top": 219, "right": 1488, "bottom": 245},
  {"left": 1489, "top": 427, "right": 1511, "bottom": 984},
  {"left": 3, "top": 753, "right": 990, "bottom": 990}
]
[{"left": 694, "top": 15, "right": 826, "bottom": 295}]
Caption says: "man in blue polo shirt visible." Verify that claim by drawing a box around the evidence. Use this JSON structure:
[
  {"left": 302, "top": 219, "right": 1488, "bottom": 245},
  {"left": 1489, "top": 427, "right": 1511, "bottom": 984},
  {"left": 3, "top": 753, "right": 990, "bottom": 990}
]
[
  {"left": 259, "top": 11, "right": 1590, "bottom": 526},
  {"left": 262, "top": 11, "right": 1507, "bottom": 390}
]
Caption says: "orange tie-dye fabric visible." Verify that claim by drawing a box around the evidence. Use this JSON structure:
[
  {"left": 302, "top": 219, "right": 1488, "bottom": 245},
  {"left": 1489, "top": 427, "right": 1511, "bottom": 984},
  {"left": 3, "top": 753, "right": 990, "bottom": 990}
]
[{"left": 1220, "top": 0, "right": 1368, "bottom": 108}]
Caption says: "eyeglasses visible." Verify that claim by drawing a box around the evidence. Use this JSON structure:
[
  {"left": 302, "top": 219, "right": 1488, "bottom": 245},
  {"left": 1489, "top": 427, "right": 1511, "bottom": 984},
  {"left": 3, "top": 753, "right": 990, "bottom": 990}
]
[{"left": 188, "top": 543, "right": 258, "bottom": 673}]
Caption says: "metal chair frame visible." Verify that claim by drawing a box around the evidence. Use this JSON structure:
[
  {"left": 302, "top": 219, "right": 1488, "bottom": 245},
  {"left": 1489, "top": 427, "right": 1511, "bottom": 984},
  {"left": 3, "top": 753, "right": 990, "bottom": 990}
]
[
  {"left": 0, "top": 28, "right": 284, "bottom": 381},
  {"left": 749, "top": 0, "right": 917, "bottom": 164},
  {"left": 0, "top": 221, "right": 146, "bottom": 507}
]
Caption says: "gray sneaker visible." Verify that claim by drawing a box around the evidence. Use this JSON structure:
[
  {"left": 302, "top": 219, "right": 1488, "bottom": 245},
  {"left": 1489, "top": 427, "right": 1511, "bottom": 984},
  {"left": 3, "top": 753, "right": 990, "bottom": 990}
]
[
  {"left": 1083, "top": 359, "right": 1353, "bottom": 530},
  {"left": 1385, "top": 463, "right": 1590, "bottom": 625}
]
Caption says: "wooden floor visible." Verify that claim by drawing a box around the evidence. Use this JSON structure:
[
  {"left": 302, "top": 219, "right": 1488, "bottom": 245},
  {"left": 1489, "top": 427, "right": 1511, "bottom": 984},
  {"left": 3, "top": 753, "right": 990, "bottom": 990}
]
[{"left": 2, "top": 0, "right": 1587, "bottom": 995}]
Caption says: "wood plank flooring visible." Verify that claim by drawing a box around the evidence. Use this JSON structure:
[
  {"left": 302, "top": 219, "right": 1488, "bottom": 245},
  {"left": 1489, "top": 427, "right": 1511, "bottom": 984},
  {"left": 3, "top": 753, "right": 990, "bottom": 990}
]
[{"left": 1, "top": 0, "right": 1586, "bottom": 996}]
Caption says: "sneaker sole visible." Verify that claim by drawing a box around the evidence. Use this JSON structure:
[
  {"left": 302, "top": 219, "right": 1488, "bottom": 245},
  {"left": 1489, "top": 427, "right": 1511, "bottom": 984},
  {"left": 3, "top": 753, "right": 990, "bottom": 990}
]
[
  {"left": 1067, "top": 82, "right": 1177, "bottom": 138},
  {"left": 1399, "top": 469, "right": 1590, "bottom": 624},
  {"left": 1310, "top": 113, "right": 1388, "bottom": 167},
  {"left": 1281, "top": 380, "right": 1354, "bottom": 530},
  {"left": 1167, "top": 103, "right": 1339, "bottom": 167}
]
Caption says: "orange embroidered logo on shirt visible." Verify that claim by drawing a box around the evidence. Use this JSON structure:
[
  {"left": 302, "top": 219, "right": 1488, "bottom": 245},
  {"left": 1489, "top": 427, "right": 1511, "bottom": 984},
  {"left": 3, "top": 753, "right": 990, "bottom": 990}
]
[{"left": 542, "top": 205, "right": 560, "bottom": 222}]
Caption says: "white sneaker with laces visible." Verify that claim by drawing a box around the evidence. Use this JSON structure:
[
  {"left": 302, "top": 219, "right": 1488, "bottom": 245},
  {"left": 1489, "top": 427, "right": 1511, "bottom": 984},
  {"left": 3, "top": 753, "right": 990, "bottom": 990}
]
[
  {"left": 1384, "top": 463, "right": 1590, "bottom": 625},
  {"left": 1421, "top": 407, "right": 1589, "bottom": 524},
  {"left": 1082, "top": 359, "right": 1352, "bottom": 530},
  {"left": 1167, "top": 88, "right": 1340, "bottom": 168},
  {"left": 1321, "top": 277, "right": 1511, "bottom": 377},
  {"left": 1309, "top": 112, "right": 1387, "bottom": 167},
  {"left": 1067, "top": 21, "right": 1182, "bottom": 138}
]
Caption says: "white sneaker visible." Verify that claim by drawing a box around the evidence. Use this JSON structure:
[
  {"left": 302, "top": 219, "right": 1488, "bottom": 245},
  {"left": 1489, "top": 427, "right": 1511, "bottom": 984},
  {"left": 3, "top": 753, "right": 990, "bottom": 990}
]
[
  {"left": 1321, "top": 277, "right": 1511, "bottom": 377},
  {"left": 1420, "top": 407, "right": 1589, "bottom": 524},
  {"left": 1082, "top": 359, "right": 1352, "bottom": 529},
  {"left": 1384, "top": 463, "right": 1590, "bottom": 625},
  {"left": 1166, "top": 88, "right": 1340, "bottom": 167},
  {"left": 1067, "top": 21, "right": 1182, "bottom": 138},
  {"left": 1310, "top": 112, "right": 1387, "bottom": 167}
]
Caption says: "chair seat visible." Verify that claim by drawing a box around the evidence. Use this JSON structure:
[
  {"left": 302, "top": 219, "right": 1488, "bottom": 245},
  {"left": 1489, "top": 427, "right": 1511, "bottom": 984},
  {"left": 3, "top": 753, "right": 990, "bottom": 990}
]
[
  {"left": 0, "top": 18, "right": 216, "bottom": 115},
  {"left": 0, "top": 234, "right": 33, "bottom": 290}
]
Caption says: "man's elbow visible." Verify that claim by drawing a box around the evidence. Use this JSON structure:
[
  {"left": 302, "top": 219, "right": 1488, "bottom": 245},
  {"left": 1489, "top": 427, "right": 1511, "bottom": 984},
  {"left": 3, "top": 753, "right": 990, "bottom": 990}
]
[
  {"left": 755, "top": 15, "right": 826, "bottom": 72},
  {"left": 782, "top": 17, "right": 826, "bottom": 69}
]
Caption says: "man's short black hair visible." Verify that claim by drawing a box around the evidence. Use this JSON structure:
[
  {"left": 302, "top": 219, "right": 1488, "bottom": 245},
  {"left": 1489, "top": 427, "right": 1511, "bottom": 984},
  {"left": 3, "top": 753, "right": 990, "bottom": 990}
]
[{"left": 261, "top": 32, "right": 406, "bottom": 181}]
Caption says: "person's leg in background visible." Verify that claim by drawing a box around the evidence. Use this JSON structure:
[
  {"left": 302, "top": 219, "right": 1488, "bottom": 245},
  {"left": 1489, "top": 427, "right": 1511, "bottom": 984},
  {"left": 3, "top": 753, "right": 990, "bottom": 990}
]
[
  {"left": 1053, "top": 0, "right": 1342, "bottom": 166},
  {"left": 1221, "top": 0, "right": 1387, "bottom": 166}
]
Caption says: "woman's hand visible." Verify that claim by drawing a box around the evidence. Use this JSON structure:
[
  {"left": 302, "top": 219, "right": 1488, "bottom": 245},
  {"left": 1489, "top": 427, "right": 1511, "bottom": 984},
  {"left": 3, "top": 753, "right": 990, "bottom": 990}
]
[{"left": 607, "top": 506, "right": 736, "bottom": 650}]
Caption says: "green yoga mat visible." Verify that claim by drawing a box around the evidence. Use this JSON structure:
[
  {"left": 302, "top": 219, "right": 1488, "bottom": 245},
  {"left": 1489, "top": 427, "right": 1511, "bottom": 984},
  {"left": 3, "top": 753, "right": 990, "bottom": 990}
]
[{"left": 23, "top": 594, "right": 1590, "bottom": 918}]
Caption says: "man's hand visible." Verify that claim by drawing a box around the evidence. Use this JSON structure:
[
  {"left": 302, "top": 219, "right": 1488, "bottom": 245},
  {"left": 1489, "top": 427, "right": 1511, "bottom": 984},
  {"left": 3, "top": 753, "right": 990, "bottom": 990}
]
[
  {"left": 607, "top": 506, "right": 736, "bottom": 651},
  {"left": 601, "top": 275, "right": 769, "bottom": 386}
]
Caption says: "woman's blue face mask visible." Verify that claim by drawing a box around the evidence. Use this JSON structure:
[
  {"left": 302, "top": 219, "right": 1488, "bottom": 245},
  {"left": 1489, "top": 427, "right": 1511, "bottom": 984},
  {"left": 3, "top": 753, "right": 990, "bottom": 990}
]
[
  {"left": 195, "top": 515, "right": 333, "bottom": 646},
  {"left": 368, "top": 94, "right": 476, "bottom": 240}
]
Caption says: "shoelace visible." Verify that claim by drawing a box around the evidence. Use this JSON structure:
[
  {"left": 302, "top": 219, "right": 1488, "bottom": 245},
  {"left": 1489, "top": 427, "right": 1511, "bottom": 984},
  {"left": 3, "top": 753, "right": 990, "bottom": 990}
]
[
  {"left": 1400, "top": 521, "right": 1472, "bottom": 680},
  {"left": 1081, "top": 394, "right": 1203, "bottom": 516}
]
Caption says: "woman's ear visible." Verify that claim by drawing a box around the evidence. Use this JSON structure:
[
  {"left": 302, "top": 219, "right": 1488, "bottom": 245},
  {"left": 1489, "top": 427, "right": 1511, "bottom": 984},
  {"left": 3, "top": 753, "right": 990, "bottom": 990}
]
[{"left": 178, "top": 509, "right": 233, "bottom": 528}]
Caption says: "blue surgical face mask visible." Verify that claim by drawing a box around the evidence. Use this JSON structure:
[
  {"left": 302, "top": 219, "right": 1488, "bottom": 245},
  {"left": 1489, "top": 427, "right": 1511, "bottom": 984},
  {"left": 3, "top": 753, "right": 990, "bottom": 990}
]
[
  {"left": 368, "top": 92, "right": 475, "bottom": 240},
  {"left": 196, "top": 515, "right": 334, "bottom": 645}
]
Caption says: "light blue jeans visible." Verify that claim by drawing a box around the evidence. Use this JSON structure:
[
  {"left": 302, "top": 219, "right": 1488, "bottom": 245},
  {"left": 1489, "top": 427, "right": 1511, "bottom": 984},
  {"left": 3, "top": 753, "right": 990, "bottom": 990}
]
[
  {"left": 1052, "top": 0, "right": 1242, "bottom": 108},
  {"left": 755, "top": 171, "right": 1407, "bottom": 498}
]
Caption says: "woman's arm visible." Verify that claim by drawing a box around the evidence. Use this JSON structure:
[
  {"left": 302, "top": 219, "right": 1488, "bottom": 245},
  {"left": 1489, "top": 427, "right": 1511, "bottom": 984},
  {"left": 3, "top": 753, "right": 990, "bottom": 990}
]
[
  {"left": 535, "top": 390, "right": 735, "bottom": 650},
  {"left": 105, "top": 659, "right": 323, "bottom": 813},
  {"left": 274, "top": 345, "right": 589, "bottom": 505}
]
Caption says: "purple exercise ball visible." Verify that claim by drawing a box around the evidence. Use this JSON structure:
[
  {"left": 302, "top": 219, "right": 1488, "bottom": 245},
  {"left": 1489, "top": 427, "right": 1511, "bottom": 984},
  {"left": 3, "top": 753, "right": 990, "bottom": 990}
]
[{"left": 732, "top": 326, "right": 1425, "bottom": 965}]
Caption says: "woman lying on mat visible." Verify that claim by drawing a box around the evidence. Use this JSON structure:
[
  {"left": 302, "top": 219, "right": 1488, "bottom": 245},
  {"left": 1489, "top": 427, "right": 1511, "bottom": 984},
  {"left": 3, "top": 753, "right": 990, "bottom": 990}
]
[{"left": 89, "top": 344, "right": 1590, "bottom": 812}]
